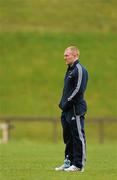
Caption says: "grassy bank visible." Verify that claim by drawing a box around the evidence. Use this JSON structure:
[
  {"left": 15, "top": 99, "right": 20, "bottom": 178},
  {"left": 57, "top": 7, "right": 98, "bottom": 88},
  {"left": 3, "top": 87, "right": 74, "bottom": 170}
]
[
  {"left": 0, "top": 0, "right": 117, "bottom": 33},
  {"left": 0, "top": 32, "right": 117, "bottom": 117},
  {"left": 0, "top": 0, "right": 117, "bottom": 117}
]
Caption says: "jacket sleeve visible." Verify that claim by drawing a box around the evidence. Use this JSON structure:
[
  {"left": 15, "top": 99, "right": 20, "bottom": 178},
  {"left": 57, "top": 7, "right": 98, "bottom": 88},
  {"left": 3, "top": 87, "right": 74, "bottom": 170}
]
[{"left": 60, "top": 64, "right": 83, "bottom": 111}]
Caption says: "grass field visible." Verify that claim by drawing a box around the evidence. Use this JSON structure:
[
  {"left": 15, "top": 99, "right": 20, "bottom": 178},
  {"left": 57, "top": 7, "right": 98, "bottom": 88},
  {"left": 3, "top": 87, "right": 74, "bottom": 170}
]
[
  {"left": 0, "top": 1, "right": 117, "bottom": 179},
  {"left": 0, "top": 141, "right": 117, "bottom": 180}
]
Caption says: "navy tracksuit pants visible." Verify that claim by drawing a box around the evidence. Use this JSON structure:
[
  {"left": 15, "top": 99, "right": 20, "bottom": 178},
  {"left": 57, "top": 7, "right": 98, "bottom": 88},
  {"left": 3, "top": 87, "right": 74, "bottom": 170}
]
[{"left": 61, "top": 108, "right": 86, "bottom": 169}]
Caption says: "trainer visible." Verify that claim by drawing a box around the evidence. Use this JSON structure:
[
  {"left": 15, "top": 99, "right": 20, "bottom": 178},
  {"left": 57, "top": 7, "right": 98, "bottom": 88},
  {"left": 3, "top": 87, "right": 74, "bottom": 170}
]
[{"left": 55, "top": 46, "right": 88, "bottom": 172}]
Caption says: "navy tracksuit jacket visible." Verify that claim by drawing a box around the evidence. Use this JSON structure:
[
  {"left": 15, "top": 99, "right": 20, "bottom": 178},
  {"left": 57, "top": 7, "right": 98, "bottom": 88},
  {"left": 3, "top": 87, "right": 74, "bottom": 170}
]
[{"left": 59, "top": 59, "right": 88, "bottom": 169}]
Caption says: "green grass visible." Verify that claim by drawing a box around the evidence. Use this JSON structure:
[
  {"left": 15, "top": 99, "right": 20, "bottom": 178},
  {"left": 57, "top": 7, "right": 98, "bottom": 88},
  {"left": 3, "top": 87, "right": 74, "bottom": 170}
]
[
  {"left": 0, "top": 32, "right": 117, "bottom": 117},
  {"left": 0, "top": 0, "right": 117, "bottom": 118},
  {"left": 0, "top": 2, "right": 117, "bottom": 179},
  {"left": 0, "top": 141, "right": 117, "bottom": 180},
  {"left": 0, "top": 0, "right": 117, "bottom": 33}
]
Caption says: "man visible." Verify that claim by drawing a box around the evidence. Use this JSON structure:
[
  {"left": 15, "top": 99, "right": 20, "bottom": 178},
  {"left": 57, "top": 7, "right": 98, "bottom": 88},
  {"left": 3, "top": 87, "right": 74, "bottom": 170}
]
[{"left": 55, "top": 46, "right": 88, "bottom": 172}]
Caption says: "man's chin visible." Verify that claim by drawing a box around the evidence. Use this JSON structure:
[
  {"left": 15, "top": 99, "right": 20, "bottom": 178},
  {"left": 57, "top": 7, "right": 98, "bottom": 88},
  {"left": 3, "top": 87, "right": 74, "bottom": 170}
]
[{"left": 66, "top": 62, "right": 69, "bottom": 65}]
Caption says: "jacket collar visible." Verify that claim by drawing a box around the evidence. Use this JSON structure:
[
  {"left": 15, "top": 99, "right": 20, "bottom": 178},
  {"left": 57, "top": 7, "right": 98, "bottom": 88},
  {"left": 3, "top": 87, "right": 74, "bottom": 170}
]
[{"left": 68, "top": 59, "right": 79, "bottom": 70}]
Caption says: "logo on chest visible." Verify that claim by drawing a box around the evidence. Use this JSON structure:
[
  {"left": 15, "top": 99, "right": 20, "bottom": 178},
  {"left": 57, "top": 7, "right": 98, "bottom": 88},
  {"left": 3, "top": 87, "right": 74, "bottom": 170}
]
[{"left": 68, "top": 72, "right": 73, "bottom": 79}]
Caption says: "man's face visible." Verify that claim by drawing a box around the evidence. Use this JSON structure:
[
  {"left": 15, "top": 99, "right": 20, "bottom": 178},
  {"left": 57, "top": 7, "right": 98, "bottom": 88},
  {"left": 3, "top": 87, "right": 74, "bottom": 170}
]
[{"left": 64, "top": 49, "right": 75, "bottom": 65}]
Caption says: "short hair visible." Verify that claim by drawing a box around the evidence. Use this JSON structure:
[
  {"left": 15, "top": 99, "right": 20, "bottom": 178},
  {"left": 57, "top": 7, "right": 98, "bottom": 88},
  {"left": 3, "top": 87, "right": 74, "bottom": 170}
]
[{"left": 66, "top": 46, "right": 80, "bottom": 57}]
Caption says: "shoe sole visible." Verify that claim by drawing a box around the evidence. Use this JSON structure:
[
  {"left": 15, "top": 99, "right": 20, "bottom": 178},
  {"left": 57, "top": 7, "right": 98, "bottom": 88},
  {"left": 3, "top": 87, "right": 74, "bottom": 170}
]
[{"left": 64, "top": 168, "right": 84, "bottom": 172}]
